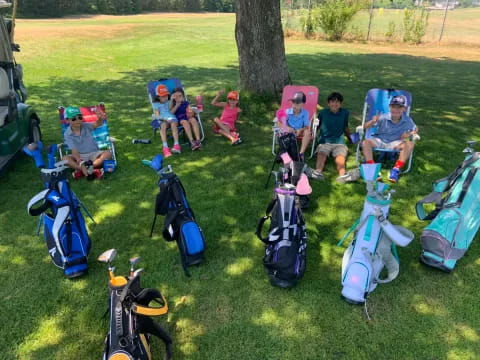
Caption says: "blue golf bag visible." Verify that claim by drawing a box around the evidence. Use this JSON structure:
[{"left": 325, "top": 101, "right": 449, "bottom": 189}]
[
  {"left": 24, "top": 142, "right": 92, "bottom": 278},
  {"left": 416, "top": 147, "right": 480, "bottom": 272},
  {"left": 339, "top": 164, "right": 414, "bottom": 304},
  {"left": 149, "top": 156, "right": 205, "bottom": 276}
]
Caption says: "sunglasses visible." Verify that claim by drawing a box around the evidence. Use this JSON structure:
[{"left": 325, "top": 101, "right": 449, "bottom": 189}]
[
  {"left": 291, "top": 99, "right": 304, "bottom": 104},
  {"left": 70, "top": 115, "right": 83, "bottom": 121}
]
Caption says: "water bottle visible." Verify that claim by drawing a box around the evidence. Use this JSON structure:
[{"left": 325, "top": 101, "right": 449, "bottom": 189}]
[
  {"left": 132, "top": 139, "right": 152, "bottom": 144},
  {"left": 195, "top": 95, "right": 203, "bottom": 111}
]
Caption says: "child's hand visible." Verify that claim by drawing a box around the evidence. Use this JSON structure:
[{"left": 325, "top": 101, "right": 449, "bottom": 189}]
[
  {"left": 217, "top": 89, "right": 225, "bottom": 96},
  {"left": 95, "top": 109, "right": 106, "bottom": 121}
]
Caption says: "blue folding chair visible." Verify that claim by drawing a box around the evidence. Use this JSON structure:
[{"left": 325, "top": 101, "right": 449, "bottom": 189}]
[
  {"left": 355, "top": 88, "right": 415, "bottom": 173},
  {"left": 147, "top": 78, "right": 205, "bottom": 143}
]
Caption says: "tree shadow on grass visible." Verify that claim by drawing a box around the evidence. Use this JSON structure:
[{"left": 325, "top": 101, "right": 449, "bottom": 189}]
[{"left": 2, "top": 52, "right": 480, "bottom": 359}]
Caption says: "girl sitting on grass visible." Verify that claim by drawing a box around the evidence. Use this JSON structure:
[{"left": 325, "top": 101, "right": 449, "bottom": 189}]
[{"left": 211, "top": 89, "right": 242, "bottom": 145}]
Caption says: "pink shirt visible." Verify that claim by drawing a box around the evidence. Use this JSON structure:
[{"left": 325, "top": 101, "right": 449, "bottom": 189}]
[{"left": 220, "top": 106, "right": 240, "bottom": 127}]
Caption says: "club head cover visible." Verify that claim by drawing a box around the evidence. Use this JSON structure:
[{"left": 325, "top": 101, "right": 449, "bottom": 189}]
[{"left": 296, "top": 173, "right": 312, "bottom": 195}]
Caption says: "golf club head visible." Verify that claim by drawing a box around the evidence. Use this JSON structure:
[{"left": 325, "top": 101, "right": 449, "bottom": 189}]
[
  {"left": 97, "top": 249, "right": 117, "bottom": 264},
  {"left": 132, "top": 268, "right": 144, "bottom": 278},
  {"left": 129, "top": 256, "right": 141, "bottom": 268}
]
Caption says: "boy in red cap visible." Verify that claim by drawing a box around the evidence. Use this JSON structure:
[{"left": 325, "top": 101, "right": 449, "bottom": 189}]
[{"left": 211, "top": 89, "right": 242, "bottom": 145}]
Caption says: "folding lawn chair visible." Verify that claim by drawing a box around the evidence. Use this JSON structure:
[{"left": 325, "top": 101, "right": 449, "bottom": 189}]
[
  {"left": 147, "top": 78, "right": 205, "bottom": 143},
  {"left": 354, "top": 88, "right": 414, "bottom": 173},
  {"left": 271, "top": 85, "right": 319, "bottom": 159},
  {"left": 58, "top": 103, "right": 117, "bottom": 172}
]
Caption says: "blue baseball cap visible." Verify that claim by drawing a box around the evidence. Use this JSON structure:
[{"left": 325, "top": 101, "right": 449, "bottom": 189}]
[{"left": 390, "top": 95, "right": 407, "bottom": 107}]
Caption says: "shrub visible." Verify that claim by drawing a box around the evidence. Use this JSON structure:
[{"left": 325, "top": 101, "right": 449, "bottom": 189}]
[
  {"left": 402, "top": 7, "right": 429, "bottom": 44},
  {"left": 313, "top": 0, "right": 365, "bottom": 41},
  {"left": 385, "top": 20, "right": 397, "bottom": 42}
]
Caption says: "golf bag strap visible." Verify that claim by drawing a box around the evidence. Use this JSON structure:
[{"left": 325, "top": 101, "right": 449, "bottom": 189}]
[
  {"left": 416, "top": 191, "right": 443, "bottom": 221},
  {"left": 444, "top": 152, "right": 480, "bottom": 193},
  {"left": 449, "top": 167, "right": 478, "bottom": 208},
  {"left": 52, "top": 205, "right": 70, "bottom": 260},
  {"left": 376, "top": 236, "right": 400, "bottom": 284},
  {"left": 136, "top": 316, "right": 173, "bottom": 360},
  {"left": 162, "top": 208, "right": 179, "bottom": 241},
  {"left": 377, "top": 219, "right": 414, "bottom": 247},
  {"left": 27, "top": 189, "right": 50, "bottom": 216},
  {"left": 255, "top": 199, "right": 277, "bottom": 242},
  {"left": 132, "top": 288, "right": 169, "bottom": 316}
]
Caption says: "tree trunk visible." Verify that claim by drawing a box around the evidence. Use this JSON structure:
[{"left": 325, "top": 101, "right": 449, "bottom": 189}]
[{"left": 235, "top": 0, "right": 290, "bottom": 94}]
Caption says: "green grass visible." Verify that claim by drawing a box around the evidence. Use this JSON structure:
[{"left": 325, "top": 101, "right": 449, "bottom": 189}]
[{"left": 1, "top": 12, "right": 480, "bottom": 360}]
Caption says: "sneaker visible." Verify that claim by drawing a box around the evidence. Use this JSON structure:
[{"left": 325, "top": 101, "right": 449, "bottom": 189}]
[
  {"left": 191, "top": 141, "right": 200, "bottom": 151},
  {"left": 172, "top": 144, "right": 181, "bottom": 154},
  {"left": 389, "top": 167, "right": 401, "bottom": 183},
  {"left": 72, "top": 170, "right": 84, "bottom": 180},
  {"left": 86, "top": 173, "right": 95, "bottom": 181},
  {"left": 304, "top": 167, "right": 324, "bottom": 180},
  {"left": 232, "top": 138, "right": 243, "bottom": 146},
  {"left": 197, "top": 140, "right": 203, "bottom": 149},
  {"left": 163, "top": 147, "right": 172, "bottom": 158},
  {"left": 336, "top": 168, "right": 360, "bottom": 184},
  {"left": 94, "top": 169, "right": 104, "bottom": 179}
]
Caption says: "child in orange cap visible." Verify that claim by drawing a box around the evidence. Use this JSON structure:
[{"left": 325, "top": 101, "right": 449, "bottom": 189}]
[
  {"left": 211, "top": 89, "right": 242, "bottom": 145},
  {"left": 152, "top": 84, "right": 181, "bottom": 158}
]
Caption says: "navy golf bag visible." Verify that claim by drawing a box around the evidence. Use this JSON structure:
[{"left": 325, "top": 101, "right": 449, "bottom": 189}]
[
  {"left": 256, "top": 184, "right": 307, "bottom": 288},
  {"left": 416, "top": 148, "right": 480, "bottom": 272},
  {"left": 25, "top": 142, "right": 92, "bottom": 278},
  {"left": 150, "top": 168, "right": 205, "bottom": 276},
  {"left": 98, "top": 249, "right": 173, "bottom": 360}
]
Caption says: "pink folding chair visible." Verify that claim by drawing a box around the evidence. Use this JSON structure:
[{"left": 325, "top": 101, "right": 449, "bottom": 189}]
[{"left": 272, "top": 85, "right": 319, "bottom": 158}]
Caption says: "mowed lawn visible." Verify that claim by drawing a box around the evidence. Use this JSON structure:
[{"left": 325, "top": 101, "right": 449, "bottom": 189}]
[{"left": 1, "top": 12, "right": 479, "bottom": 360}]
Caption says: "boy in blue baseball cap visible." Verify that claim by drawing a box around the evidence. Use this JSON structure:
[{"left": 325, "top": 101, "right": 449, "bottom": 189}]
[{"left": 361, "top": 95, "right": 419, "bottom": 183}]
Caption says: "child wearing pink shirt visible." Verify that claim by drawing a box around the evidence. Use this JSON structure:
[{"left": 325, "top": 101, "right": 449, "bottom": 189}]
[{"left": 212, "top": 89, "right": 242, "bottom": 145}]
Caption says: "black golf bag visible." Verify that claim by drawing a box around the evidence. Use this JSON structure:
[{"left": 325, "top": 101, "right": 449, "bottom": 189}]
[
  {"left": 150, "top": 171, "right": 205, "bottom": 276},
  {"left": 103, "top": 269, "right": 172, "bottom": 360},
  {"left": 256, "top": 184, "right": 307, "bottom": 288},
  {"left": 26, "top": 154, "right": 92, "bottom": 278}
]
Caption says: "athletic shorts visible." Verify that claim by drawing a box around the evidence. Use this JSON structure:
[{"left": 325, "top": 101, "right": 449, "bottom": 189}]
[
  {"left": 370, "top": 138, "right": 403, "bottom": 150},
  {"left": 80, "top": 151, "right": 103, "bottom": 162},
  {"left": 316, "top": 143, "right": 348, "bottom": 158}
]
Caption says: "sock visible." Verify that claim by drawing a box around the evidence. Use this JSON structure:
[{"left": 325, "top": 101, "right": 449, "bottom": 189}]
[
  {"left": 162, "top": 142, "right": 168, "bottom": 148},
  {"left": 394, "top": 160, "right": 405, "bottom": 169},
  {"left": 366, "top": 160, "right": 375, "bottom": 164},
  {"left": 174, "top": 141, "right": 179, "bottom": 145}
]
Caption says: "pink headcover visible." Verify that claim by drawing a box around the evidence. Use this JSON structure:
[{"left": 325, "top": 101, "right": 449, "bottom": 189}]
[
  {"left": 276, "top": 109, "right": 288, "bottom": 132},
  {"left": 296, "top": 173, "right": 312, "bottom": 195}
]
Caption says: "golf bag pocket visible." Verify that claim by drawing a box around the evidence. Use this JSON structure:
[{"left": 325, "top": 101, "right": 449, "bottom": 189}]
[
  {"left": 416, "top": 152, "right": 480, "bottom": 271},
  {"left": 177, "top": 217, "right": 206, "bottom": 266}
]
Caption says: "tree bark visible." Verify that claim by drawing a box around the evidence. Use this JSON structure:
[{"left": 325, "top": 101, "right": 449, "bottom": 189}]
[{"left": 235, "top": 0, "right": 291, "bottom": 94}]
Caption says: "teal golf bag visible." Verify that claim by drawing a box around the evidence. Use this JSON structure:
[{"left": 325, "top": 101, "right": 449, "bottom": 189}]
[
  {"left": 416, "top": 145, "right": 480, "bottom": 272},
  {"left": 339, "top": 164, "right": 414, "bottom": 304}
]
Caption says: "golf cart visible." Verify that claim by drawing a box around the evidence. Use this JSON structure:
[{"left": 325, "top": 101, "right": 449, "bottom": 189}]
[{"left": 0, "top": 0, "right": 41, "bottom": 173}]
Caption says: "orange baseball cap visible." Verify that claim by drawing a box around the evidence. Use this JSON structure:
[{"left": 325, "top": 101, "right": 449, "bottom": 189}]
[
  {"left": 156, "top": 84, "right": 169, "bottom": 97},
  {"left": 227, "top": 91, "right": 239, "bottom": 101}
]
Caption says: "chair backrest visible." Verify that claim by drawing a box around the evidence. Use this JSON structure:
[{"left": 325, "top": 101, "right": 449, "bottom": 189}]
[
  {"left": 364, "top": 88, "right": 413, "bottom": 139},
  {"left": 0, "top": 68, "right": 10, "bottom": 127},
  {"left": 279, "top": 85, "right": 319, "bottom": 125},
  {"left": 147, "top": 78, "right": 185, "bottom": 105},
  {"left": 58, "top": 103, "right": 112, "bottom": 150}
]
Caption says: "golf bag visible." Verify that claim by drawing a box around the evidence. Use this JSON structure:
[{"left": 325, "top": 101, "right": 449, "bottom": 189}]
[
  {"left": 150, "top": 170, "right": 205, "bottom": 276},
  {"left": 101, "top": 255, "right": 172, "bottom": 359},
  {"left": 256, "top": 184, "right": 307, "bottom": 288},
  {"left": 25, "top": 142, "right": 92, "bottom": 278},
  {"left": 416, "top": 150, "right": 480, "bottom": 272},
  {"left": 339, "top": 164, "right": 414, "bottom": 304}
]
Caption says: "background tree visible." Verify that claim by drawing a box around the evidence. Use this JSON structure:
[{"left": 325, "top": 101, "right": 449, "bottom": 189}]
[{"left": 235, "top": 0, "right": 290, "bottom": 94}]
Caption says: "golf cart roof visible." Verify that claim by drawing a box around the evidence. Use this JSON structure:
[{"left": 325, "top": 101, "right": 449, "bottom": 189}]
[{"left": 0, "top": 2, "right": 13, "bottom": 64}]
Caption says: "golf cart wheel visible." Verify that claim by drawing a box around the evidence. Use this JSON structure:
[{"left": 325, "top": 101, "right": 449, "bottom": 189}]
[{"left": 28, "top": 118, "right": 42, "bottom": 143}]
